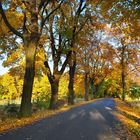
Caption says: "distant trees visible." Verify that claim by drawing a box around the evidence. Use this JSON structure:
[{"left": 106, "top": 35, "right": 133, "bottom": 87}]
[
  {"left": 100, "top": 0, "right": 140, "bottom": 101},
  {"left": 76, "top": 21, "right": 116, "bottom": 99}
]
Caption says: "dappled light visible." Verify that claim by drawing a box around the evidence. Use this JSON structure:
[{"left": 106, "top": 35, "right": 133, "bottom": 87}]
[
  {"left": 89, "top": 110, "right": 105, "bottom": 121},
  {"left": 105, "top": 107, "right": 112, "bottom": 111}
]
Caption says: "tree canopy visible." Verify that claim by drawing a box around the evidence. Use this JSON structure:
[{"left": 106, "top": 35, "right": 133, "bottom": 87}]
[{"left": 0, "top": 0, "right": 139, "bottom": 117}]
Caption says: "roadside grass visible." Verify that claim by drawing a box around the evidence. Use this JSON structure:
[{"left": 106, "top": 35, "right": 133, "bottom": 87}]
[
  {"left": 115, "top": 98, "right": 140, "bottom": 138},
  {"left": 0, "top": 99, "right": 96, "bottom": 133}
]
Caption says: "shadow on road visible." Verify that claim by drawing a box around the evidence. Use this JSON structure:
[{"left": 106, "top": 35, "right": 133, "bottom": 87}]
[{"left": 0, "top": 98, "right": 131, "bottom": 140}]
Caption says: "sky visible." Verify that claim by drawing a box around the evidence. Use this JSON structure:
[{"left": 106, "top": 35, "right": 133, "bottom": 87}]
[{"left": 0, "top": 60, "right": 9, "bottom": 76}]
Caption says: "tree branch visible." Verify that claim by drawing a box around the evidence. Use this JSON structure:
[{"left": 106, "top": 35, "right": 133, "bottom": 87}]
[
  {"left": 75, "top": 18, "right": 88, "bottom": 36},
  {"left": 40, "top": 0, "right": 63, "bottom": 30},
  {"left": 59, "top": 52, "right": 71, "bottom": 74},
  {"left": 49, "top": 17, "right": 56, "bottom": 60},
  {"left": 44, "top": 60, "right": 53, "bottom": 83},
  {"left": 0, "top": 2, "right": 23, "bottom": 39},
  {"left": 23, "top": 12, "right": 27, "bottom": 33}
]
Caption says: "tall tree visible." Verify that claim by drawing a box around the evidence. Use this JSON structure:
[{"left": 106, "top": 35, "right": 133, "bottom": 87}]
[
  {"left": 43, "top": 0, "right": 90, "bottom": 107},
  {"left": 43, "top": 8, "right": 71, "bottom": 109},
  {"left": 77, "top": 26, "right": 115, "bottom": 99},
  {"left": 66, "top": 0, "right": 89, "bottom": 104},
  {"left": 100, "top": 0, "right": 140, "bottom": 100},
  {"left": 0, "top": 0, "right": 63, "bottom": 117}
]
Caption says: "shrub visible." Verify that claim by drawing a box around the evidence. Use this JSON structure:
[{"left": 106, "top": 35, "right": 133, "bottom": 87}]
[{"left": 4, "top": 104, "right": 19, "bottom": 117}]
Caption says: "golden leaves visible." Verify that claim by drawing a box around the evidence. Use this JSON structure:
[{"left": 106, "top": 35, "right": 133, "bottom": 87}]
[
  {"left": 115, "top": 98, "right": 140, "bottom": 138},
  {"left": 0, "top": 10, "right": 23, "bottom": 36}
]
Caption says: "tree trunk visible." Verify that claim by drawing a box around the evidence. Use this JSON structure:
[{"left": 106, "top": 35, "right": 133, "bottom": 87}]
[
  {"left": 68, "top": 59, "right": 76, "bottom": 105},
  {"left": 19, "top": 1, "right": 39, "bottom": 117},
  {"left": 19, "top": 43, "right": 36, "bottom": 117},
  {"left": 94, "top": 84, "right": 99, "bottom": 98},
  {"left": 84, "top": 72, "right": 89, "bottom": 101},
  {"left": 44, "top": 60, "right": 62, "bottom": 109},
  {"left": 121, "top": 44, "right": 126, "bottom": 101},
  {"left": 122, "top": 68, "right": 126, "bottom": 101},
  {"left": 89, "top": 78, "right": 94, "bottom": 99},
  {"left": 49, "top": 80, "right": 59, "bottom": 109},
  {"left": 103, "top": 88, "right": 108, "bottom": 97}
]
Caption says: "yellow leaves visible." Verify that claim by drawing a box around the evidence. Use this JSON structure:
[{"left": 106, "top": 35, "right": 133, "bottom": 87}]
[
  {"left": 36, "top": 48, "right": 45, "bottom": 61},
  {"left": 32, "top": 76, "right": 51, "bottom": 101},
  {"left": 1, "top": 73, "right": 20, "bottom": 100},
  {"left": 74, "top": 74, "right": 85, "bottom": 97},
  {"left": 59, "top": 75, "right": 68, "bottom": 99},
  {"left": 10, "top": 51, "right": 19, "bottom": 60},
  {"left": 0, "top": 10, "right": 23, "bottom": 36},
  {"left": 3, "top": 50, "right": 20, "bottom": 67},
  {"left": 11, "top": 0, "right": 26, "bottom": 12},
  {"left": 117, "top": 99, "right": 140, "bottom": 120},
  {"left": 35, "top": 48, "right": 46, "bottom": 73}
]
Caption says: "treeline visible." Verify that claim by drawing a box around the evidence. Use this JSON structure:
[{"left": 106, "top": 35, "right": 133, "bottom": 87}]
[{"left": 0, "top": 0, "right": 139, "bottom": 117}]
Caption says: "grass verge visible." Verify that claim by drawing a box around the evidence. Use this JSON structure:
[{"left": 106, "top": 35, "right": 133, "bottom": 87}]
[{"left": 115, "top": 98, "right": 140, "bottom": 138}]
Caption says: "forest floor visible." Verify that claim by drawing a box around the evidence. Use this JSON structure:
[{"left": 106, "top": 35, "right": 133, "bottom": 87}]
[{"left": 0, "top": 98, "right": 137, "bottom": 140}]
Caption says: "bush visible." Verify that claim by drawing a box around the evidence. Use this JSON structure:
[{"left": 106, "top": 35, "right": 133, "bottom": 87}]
[
  {"left": 4, "top": 104, "right": 19, "bottom": 117},
  {"left": 34, "top": 100, "right": 49, "bottom": 111},
  {"left": 129, "top": 86, "right": 140, "bottom": 99},
  {"left": 33, "top": 96, "right": 50, "bottom": 111}
]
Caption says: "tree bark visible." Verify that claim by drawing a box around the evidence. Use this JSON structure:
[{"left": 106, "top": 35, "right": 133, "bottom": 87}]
[
  {"left": 94, "top": 84, "right": 99, "bottom": 98},
  {"left": 121, "top": 44, "right": 126, "bottom": 101},
  {"left": 68, "top": 57, "right": 76, "bottom": 105},
  {"left": 89, "top": 77, "right": 95, "bottom": 98},
  {"left": 84, "top": 72, "right": 89, "bottom": 101},
  {"left": 103, "top": 88, "right": 108, "bottom": 97},
  {"left": 121, "top": 67, "right": 126, "bottom": 101},
  {"left": 19, "top": 43, "right": 37, "bottom": 117},
  {"left": 67, "top": 0, "right": 87, "bottom": 105},
  {"left": 49, "top": 79, "right": 59, "bottom": 109},
  {"left": 19, "top": 1, "right": 39, "bottom": 117}
]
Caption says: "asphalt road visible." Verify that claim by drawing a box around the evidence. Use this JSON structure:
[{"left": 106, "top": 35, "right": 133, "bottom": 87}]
[{"left": 0, "top": 98, "right": 133, "bottom": 140}]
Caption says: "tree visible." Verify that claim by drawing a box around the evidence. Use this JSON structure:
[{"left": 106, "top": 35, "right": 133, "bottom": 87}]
[
  {"left": 106, "top": 23, "right": 139, "bottom": 101},
  {"left": 77, "top": 26, "right": 115, "bottom": 99},
  {"left": 100, "top": 0, "right": 140, "bottom": 100},
  {"left": 43, "top": 0, "right": 91, "bottom": 107},
  {"left": 43, "top": 4, "right": 71, "bottom": 108},
  {"left": 0, "top": 0, "right": 63, "bottom": 117},
  {"left": 66, "top": 0, "right": 90, "bottom": 104},
  {"left": 0, "top": 73, "right": 20, "bottom": 101}
]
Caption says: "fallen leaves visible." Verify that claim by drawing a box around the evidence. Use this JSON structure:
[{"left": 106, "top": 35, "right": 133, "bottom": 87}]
[
  {"left": 115, "top": 98, "right": 140, "bottom": 138},
  {"left": 0, "top": 99, "right": 96, "bottom": 133}
]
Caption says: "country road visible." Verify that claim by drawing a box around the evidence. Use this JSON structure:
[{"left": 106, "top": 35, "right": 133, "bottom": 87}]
[{"left": 0, "top": 98, "right": 134, "bottom": 140}]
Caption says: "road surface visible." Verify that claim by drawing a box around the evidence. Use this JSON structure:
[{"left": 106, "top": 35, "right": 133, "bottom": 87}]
[{"left": 0, "top": 98, "right": 134, "bottom": 140}]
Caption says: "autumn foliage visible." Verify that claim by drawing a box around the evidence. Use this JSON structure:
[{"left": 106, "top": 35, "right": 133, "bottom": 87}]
[{"left": 0, "top": 0, "right": 139, "bottom": 118}]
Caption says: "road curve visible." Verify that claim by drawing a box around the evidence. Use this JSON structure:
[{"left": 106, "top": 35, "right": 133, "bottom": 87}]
[{"left": 0, "top": 98, "right": 133, "bottom": 140}]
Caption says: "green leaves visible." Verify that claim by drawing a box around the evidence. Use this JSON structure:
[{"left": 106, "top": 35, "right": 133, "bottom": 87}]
[{"left": 65, "top": 27, "right": 73, "bottom": 39}]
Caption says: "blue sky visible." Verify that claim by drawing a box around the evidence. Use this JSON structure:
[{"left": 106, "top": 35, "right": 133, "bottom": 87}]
[{"left": 0, "top": 60, "right": 9, "bottom": 75}]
